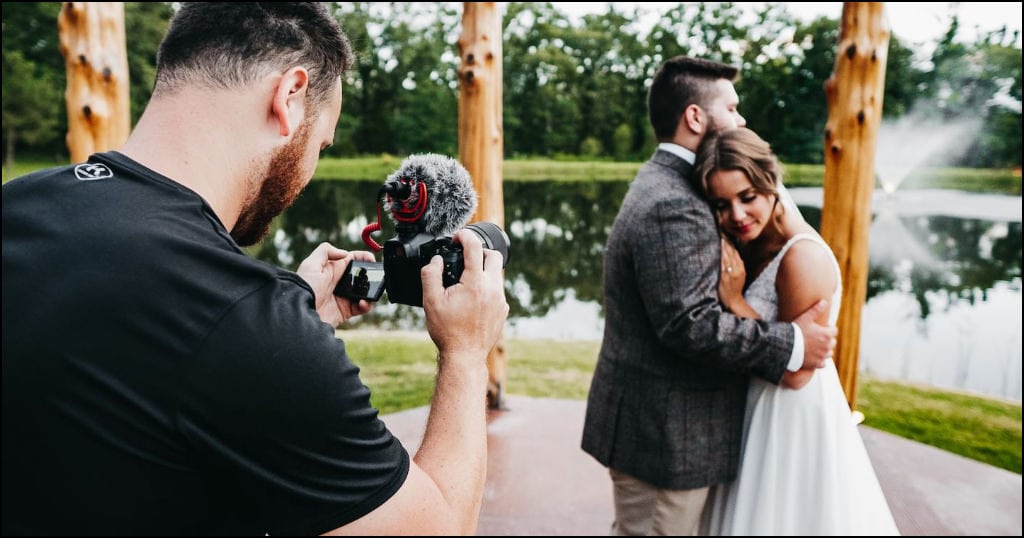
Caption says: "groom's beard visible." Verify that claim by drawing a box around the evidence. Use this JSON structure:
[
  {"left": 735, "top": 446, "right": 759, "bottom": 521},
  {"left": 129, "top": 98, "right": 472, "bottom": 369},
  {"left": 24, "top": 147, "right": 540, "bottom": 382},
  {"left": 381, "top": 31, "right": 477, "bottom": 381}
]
[
  {"left": 232, "top": 120, "right": 312, "bottom": 247},
  {"left": 706, "top": 115, "right": 725, "bottom": 136}
]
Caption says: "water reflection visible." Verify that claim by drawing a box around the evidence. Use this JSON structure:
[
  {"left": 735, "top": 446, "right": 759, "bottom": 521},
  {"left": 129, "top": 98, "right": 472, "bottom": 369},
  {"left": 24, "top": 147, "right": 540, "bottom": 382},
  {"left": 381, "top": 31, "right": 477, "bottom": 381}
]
[{"left": 251, "top": 180, "right": 1022, "bottom": 401}]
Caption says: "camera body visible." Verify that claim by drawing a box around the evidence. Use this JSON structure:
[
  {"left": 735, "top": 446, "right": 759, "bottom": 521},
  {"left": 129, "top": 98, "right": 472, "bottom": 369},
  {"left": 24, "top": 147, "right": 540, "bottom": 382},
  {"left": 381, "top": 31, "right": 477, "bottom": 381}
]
[
  {"left": 336, "top": 221, "right": 509, "bottom": 308},
  {"left": 381, "top": 224, "right": 465, "bottom": 307}
]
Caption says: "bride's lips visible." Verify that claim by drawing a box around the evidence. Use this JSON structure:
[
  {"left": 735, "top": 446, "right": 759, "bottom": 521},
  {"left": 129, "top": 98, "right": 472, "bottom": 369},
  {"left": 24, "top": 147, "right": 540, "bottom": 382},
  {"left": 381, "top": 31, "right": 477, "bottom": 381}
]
[{"left": 733, "top": 222, "right": 754, "bottom": 235}]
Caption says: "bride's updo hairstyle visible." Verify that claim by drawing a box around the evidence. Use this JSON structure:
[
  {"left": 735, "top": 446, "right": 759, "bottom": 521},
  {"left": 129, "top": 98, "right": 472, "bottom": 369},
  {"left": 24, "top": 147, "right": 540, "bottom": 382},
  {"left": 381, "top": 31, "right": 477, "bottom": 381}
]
[{"left": 694, "top": 127, "right": 786, "bottom": 229}]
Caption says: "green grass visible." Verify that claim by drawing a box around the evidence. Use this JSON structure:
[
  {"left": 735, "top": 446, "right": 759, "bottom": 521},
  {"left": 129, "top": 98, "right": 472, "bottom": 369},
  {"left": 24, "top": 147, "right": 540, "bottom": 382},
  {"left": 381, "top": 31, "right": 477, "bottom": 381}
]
[
  {"left": 340, "top": 330, "right": 1023, "bottom": 474},
  {"left": 858, "top": 379, "right": 1023, "bottom": 474},
  {"left": 6, "top": 157, "right": 1020, "bottom": 194},
  {"left": 783, "top": 162, "right": 1022, "bottom": 194},
  {"left": 313, "top": 155, "right": 643, "bottom": 183}
]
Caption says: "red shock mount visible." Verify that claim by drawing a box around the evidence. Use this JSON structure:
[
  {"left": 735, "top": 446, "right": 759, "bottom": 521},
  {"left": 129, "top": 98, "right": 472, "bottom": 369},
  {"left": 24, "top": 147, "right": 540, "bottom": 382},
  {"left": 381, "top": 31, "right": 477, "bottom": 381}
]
[{"left": 360, "top": 179, "right": 428, "bottom": 252}]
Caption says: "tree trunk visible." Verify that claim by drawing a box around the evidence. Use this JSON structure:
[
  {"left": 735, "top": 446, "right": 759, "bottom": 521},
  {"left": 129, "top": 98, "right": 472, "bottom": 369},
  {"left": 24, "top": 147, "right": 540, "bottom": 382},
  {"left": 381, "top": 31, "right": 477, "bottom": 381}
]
[
  {"left": 819, "top": 2, "right": 890, "bottom": 410},
  {"left": 58, "top": 2, "right": 130, "bottom": 163},
  {"left": 458, "top": 2, "right": 507, "bottom": 409}
]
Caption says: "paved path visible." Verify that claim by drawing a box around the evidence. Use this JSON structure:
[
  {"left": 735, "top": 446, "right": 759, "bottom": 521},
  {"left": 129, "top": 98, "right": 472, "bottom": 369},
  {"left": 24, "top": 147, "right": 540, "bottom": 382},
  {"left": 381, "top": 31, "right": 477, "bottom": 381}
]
[{"left": 382, "top": 395, "right": 1022, "bottom": 536}]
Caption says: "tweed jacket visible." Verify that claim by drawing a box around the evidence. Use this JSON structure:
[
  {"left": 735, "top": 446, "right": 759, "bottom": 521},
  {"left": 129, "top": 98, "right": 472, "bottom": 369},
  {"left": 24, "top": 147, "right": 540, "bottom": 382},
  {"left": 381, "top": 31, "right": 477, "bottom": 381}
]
[{"left": 581, "top": 149, "right": 795, "bottom": 490}]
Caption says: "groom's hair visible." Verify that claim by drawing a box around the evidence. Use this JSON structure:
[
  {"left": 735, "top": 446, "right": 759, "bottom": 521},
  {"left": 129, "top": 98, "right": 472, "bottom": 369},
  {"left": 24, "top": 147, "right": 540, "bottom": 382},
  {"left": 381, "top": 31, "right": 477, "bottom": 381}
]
[{"left": 648, "top": 56, "right": 739, "bottom": 141}]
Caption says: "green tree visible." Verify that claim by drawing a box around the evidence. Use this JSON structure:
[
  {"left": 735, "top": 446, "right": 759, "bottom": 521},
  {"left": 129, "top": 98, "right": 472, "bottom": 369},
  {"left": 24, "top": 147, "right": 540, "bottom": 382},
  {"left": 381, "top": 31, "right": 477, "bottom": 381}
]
[
  {"left": 968, "top": 34, "right": 1021, "bottom": 168},
  {"left": 564, "top": 6, "right": 649, "bottom": 159},
  {"left": 2, "top": 49, "right": 62, "bottom": 172},
  {"left": 2, "top": 2, "right": 65, "bottom": 166},
  {"left": 612, "top": 122, "right": 633, "bottom": 161},
  {"left": 910, "top": 14, "right": 1022, "bottom": 168},
  {"left": 124, "top": 2, "right": 173, "bottom": 125},
  {"left": 881, "top": 35, "right": 923, "bottom": 118},
  {"left": 2, "top": 2, "right": 1018, "bottom": 168},
  {"left": 503, "top": 2, "right": 583, "bottom": 157},
  {"left": 736, "top": 5, "right": 824, "bottom": 164}
]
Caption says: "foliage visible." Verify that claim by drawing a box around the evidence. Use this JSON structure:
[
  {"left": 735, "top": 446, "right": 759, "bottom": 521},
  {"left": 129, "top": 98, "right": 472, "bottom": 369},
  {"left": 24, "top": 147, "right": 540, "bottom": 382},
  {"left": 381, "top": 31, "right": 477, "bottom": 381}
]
[
  {"left": 1, "top": 2, "right": 65, "bottom": 164},
  {"left": 2, "top": 49, "right": 62, "bottom": 169},
  {"left": 337, "top": 331, "right": 1023, "bottom": 474},
  {"left": 1, "top": 2, "right": 1020, "bottom": 170},
  {"left": 124, "top": 2, "right": 173, "bottom": 126}
]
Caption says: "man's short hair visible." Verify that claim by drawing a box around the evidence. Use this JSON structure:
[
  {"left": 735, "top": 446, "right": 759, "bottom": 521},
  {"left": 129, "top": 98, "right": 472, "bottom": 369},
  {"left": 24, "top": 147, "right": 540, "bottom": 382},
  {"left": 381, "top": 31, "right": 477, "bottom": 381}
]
[
  {"left": 154, "top": 2, "right": 354, "bottom": 108},
  {"left": 648, "top": 56, "right": 740, "bottom": 141}
]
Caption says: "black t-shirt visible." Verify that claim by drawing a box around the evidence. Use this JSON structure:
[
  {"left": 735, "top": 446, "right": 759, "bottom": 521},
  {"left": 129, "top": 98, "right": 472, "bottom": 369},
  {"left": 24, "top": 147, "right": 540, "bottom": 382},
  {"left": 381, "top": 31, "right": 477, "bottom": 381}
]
[{"left": 1, "top": 152, "right": 409, "bottom": 535}]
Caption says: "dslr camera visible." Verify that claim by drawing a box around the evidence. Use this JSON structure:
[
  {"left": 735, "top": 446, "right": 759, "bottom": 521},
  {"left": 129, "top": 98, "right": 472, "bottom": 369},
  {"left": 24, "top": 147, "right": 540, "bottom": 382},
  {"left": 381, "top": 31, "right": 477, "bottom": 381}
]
[{"left": 334, "top": 154, "right": 511, "bottom": 307}]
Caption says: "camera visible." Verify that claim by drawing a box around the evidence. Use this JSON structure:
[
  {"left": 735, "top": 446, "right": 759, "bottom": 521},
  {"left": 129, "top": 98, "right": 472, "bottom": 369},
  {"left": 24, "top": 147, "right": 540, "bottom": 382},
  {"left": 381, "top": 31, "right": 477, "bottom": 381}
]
[
  {"left": 334, "top": 153, "right": 511, "bottom": 307},
  {"left": 335, "top": 221, "right": 510, "bottom": 307}
]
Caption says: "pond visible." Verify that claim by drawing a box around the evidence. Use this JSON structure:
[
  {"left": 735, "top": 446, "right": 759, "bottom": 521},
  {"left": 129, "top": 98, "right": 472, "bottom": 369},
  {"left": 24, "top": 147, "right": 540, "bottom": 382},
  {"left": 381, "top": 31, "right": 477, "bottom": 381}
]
[{"left": 250, "top": 180, "right": 1022, "bottom": 402}]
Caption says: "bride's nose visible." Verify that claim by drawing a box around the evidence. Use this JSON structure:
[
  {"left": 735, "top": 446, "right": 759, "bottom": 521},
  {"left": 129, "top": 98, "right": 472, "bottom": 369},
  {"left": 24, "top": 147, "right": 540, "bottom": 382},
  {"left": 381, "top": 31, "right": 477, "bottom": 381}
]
[{"left": 728, "top": 202, "right": 747, "bottom": 221}]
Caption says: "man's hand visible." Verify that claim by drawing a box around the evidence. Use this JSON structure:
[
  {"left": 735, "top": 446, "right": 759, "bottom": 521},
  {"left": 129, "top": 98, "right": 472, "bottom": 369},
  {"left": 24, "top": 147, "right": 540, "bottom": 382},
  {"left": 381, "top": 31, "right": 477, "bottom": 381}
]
[
  {"left": 793, "top": 299, "right": 837, "bottom": 370},
  {"left": 421, "top": 229, "right": 509, "bottom": 360},
  {"left": 295, "top": 242, "right": 376, "bottom": 327}
]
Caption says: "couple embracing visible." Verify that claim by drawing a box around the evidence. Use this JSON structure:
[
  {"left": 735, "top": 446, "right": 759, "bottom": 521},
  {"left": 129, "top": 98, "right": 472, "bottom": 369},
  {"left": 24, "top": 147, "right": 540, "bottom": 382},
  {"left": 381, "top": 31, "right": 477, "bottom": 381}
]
[{"left": 581, "top": 56, "right": 900, "bottom": 536}]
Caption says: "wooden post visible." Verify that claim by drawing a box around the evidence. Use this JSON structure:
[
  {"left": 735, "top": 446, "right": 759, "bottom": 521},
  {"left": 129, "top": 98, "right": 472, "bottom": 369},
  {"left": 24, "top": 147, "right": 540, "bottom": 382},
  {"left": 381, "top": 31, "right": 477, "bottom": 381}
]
[
  {"left": 458, "top": 2, "right": 507, "bottom": 409},
  {"left": 819, "top": 2, "right": 890, "bottom": 410},
  {"left": 58, "top": 2, "right": 130, "bottom": 163}
]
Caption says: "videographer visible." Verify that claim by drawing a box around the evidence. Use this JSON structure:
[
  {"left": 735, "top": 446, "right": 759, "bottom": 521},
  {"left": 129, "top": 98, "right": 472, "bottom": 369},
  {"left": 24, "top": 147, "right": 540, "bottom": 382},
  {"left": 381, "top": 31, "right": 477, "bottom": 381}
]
[{"left": 1, "top": 3, "right": 508, "bottom": 535}]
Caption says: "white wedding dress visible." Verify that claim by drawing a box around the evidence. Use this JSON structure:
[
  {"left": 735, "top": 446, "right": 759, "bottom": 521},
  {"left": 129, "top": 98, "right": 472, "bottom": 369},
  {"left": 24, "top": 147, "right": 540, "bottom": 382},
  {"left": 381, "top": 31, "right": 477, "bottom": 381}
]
[{"left": 701, "top": 233, "right": 900, "bottom": 536}]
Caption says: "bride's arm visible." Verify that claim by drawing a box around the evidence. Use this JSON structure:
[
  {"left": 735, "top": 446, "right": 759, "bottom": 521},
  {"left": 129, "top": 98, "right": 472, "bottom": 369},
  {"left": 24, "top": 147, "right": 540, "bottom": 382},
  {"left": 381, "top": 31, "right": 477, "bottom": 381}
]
[
  {"left": 776, "top": 237, "right": 840, "bottom": 390},
  {"left": 719, "top": 235, "right": 817, "bottom": 390}
]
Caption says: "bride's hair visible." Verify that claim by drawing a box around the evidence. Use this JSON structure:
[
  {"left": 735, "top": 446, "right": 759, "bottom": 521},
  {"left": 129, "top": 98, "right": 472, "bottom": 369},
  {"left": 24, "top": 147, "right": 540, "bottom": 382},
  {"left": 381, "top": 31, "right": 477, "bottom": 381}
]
[{"left": 694, "top": 127, "right": 787, "bottom": 232}]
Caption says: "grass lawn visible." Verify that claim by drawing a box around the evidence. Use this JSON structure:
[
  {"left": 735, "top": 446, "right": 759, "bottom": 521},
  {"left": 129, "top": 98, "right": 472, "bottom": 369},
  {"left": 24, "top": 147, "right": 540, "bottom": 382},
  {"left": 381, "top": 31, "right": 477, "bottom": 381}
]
[{"left": 5, "top": 156, "right": 1022, "bottom": 195}]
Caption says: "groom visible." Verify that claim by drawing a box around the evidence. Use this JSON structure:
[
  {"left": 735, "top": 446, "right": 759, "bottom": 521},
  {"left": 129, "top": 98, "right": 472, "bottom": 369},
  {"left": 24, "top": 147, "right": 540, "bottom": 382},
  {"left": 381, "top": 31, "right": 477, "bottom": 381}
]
[{"left": 580, "top": 56, "right": 837, "bottom": 535}]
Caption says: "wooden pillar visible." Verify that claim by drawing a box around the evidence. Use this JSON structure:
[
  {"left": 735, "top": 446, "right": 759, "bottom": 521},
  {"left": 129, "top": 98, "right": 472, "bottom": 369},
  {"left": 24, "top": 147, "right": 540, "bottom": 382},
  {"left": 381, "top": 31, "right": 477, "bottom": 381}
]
[
  {"left": 458, "top": 2, "right": 507, "bottom": 409},
  {"left": 58, "top": 2, "right": 130, "bottom": 163},
  {"left": 819, "top": 2, "right": 890, "bottom": 410}
]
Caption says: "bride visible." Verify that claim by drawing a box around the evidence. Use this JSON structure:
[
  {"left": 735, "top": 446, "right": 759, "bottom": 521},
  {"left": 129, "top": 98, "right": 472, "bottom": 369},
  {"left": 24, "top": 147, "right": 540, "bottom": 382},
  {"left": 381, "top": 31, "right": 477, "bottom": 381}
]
[{"left": 694, "top": 127, "right": 900, "bottom": 536}]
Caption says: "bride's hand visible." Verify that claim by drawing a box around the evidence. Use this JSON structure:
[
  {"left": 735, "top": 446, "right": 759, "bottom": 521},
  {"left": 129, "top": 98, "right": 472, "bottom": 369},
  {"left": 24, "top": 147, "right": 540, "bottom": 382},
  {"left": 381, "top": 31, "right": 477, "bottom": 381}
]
[{"left": 718, "top": 237, "right": 746, "bottom": 311}]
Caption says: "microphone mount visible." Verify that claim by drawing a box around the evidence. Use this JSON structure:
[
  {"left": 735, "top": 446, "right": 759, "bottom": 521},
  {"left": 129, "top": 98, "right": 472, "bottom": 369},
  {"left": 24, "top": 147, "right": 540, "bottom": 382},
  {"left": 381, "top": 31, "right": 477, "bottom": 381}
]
[{"left": 360, "top": 179, "right": 429, "bottom": 252}]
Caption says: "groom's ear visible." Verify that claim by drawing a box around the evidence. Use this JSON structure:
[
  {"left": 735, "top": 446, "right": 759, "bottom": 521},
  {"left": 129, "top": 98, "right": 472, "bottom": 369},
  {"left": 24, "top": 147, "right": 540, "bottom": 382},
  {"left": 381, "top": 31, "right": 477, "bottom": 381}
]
[{"left": 682, "top": 104, "right": 705, "bottom": 135}]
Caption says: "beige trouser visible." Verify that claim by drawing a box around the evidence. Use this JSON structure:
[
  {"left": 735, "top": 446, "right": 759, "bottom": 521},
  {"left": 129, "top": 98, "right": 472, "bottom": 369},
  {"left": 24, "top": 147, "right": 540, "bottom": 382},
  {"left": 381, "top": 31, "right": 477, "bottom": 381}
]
[{"left": 609, "top": 468, "right": 710, "bottom": 536}]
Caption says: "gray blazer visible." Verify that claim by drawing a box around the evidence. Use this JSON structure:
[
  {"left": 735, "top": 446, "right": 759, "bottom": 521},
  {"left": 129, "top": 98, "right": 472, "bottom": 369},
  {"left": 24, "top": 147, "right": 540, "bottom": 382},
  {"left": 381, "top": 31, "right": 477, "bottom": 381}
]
[{"left": 581, "top": 149, "right": 794, "bottom": 490}]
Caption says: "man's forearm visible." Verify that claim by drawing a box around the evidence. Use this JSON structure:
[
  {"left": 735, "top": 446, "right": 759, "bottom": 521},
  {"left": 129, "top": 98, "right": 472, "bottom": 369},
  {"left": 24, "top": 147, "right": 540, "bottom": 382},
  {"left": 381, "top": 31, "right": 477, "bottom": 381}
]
[{"left": 412, "top": 353, "right": 490, "bottom": 535}]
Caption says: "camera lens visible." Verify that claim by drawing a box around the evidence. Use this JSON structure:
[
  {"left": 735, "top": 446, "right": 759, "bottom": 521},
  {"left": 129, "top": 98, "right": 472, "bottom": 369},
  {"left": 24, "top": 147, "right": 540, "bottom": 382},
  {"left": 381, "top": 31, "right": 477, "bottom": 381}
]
[{"left": 465, "top": 222, "right": 511, "bottom": 268}]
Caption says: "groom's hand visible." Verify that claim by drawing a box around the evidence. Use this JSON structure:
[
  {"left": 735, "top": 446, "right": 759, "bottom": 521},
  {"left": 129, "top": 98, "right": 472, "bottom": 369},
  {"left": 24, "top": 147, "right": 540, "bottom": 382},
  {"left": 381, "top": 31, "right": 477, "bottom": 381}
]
[{"left": 794, "top": 299, "right": 836, "bottom": 370}]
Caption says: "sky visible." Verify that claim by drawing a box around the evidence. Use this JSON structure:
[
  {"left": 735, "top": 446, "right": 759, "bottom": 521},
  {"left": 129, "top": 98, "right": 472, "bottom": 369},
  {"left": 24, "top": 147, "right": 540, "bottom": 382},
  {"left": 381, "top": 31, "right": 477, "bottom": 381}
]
[{"left": 554, "top": 2, "right": 1023, "bottom": 48}]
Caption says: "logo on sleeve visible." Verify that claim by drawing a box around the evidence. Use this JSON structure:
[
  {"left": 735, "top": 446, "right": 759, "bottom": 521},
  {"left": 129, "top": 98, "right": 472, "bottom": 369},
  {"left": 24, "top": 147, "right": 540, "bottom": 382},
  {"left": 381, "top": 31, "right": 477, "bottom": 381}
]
[{"left": 74, "top": 163, "right": 113, "bottom": 181}]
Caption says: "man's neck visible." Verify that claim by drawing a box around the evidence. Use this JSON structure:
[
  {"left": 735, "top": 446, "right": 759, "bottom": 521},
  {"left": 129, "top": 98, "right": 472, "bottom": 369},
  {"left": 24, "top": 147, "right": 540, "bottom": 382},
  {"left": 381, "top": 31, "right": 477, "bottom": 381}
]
[{"left": 118, "top": 91, "right": 266, "bottom": 231}]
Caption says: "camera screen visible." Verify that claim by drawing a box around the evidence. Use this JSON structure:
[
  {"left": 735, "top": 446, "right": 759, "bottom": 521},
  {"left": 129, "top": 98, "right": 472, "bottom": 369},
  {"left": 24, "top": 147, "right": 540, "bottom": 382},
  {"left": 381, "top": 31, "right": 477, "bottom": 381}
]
[{"left": 335, "top": 260, "right": 386, "bottom": 301}]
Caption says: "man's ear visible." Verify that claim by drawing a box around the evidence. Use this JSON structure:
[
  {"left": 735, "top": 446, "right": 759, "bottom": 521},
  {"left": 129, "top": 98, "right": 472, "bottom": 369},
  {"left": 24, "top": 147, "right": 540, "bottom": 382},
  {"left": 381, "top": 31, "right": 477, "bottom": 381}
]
[
  {"left": 271, "top": 67, "right": 310, "bottom": 137},
  {"left": 682, "top": 103, "right": 704, "bottom": 135}
]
